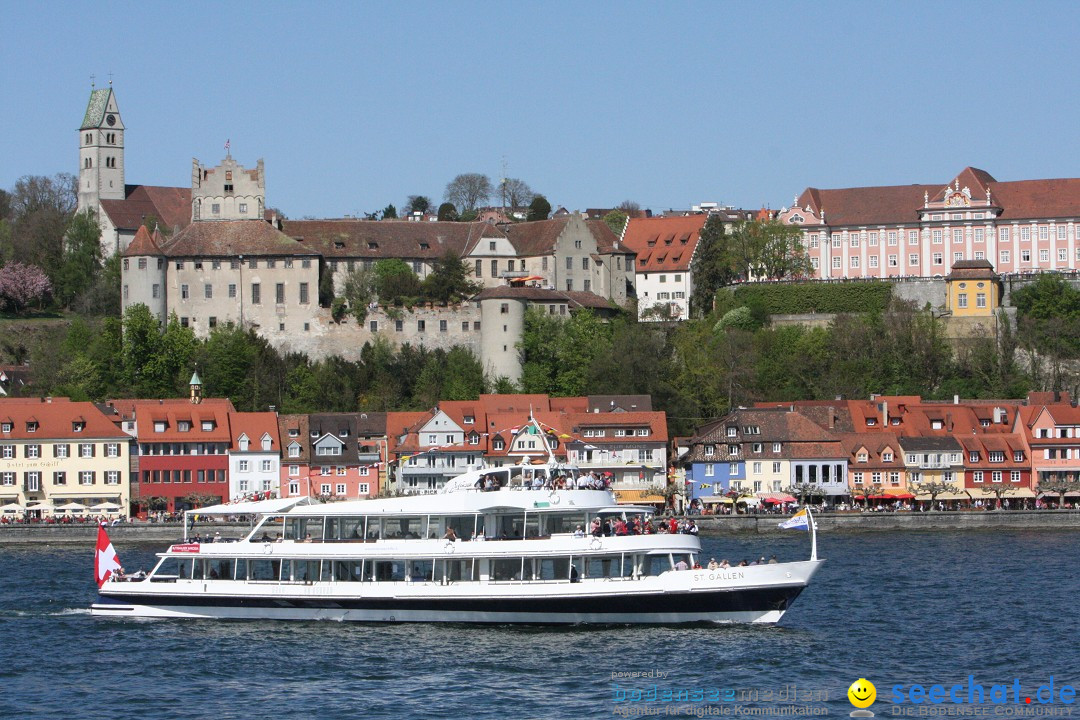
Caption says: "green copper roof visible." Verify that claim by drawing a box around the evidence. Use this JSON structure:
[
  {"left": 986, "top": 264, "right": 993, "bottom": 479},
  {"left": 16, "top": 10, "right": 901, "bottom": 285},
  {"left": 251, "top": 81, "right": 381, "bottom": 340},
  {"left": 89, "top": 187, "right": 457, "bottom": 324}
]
[
  {"left": 81, "top": 88, "right": 111, "bottom": 129},
  {"left": 189, "top": 371, "right": 202, "bottom": 386}
]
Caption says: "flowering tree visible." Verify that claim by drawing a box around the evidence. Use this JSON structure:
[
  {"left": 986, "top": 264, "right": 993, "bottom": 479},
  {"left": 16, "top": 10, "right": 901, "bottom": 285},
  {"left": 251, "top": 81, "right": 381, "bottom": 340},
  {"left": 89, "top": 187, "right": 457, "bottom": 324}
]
[{"left": 0, "top": 262, "right": 52, "bottom": 313}]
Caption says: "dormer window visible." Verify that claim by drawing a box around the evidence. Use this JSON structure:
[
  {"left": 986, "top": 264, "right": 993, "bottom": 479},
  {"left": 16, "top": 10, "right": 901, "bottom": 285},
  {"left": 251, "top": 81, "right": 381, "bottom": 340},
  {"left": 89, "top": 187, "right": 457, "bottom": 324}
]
[
  {"left": 0, "top": 422, "right": 10, "bottom": 433},
  {"left": 469, "top": 433, "right": 479, "bottom": 446},
  {"left": 464, "top": 416, "right": 475, "bottom": 425},
  {"left": 988, "top": 451, "right": 1005, "bottom": 463},
  {"left": 752, "top": 443, "right": 763, "bottom": 453},
  {"left": 72, "top": 421, "right": 85, "bottom": 433},
  {"left": 493, "top": 438, "right": 505, "bottom": 451},
  {"left": 26, "top": 421, "right": 38, "bottom": 433},
  {"left": 1014, "top": 451, "right": 1024, "bottom": 462},
  {"left": 882, "top": 451, "right": 893, "bottom": 463},
  {"left": 931, "top": 420, "right": 943, "bottom": 430},
  {"left": 339, "top": 428, "right": 349, "bottom": 437},
  {"left": 368, "top": 242, "right": 378, "bottom": 250},
  {"left": 969, "top": 451, "right": 980, "bottom": 463},
  {"left": 726, "top": 427, "right": 737, "bottom": 438},
  {"left": 980, "top": 419, "right": 990, "bottom": 427},
  {"left": 419, "top": 243, "right": 429, "bottom": 250},
  {"left": 288, "top": 428, "right": 299, "bottom": 437},
  {"left": 334, "top": 241, "right": 345, "bottom": 249},
  {"left": 728, "top": 445, "right": 740, "bottom": 455},
  {"left": 177, "top": 421, "right": 191, "bottom": 432},
  {"left": 704, "top": 444, "right": 715, "bottom": 457},
  {"left": 201, "top": 420, "right": 215, "bottom": 431},
  {"left": 866, "top": 418, "right": 877, "bottom": 426},
  {"left": 239, "top": 437, "right": 250, "bottom": 452},
  {"left": 153, "top": 421, "right": 167, "bottom": 432},
  {"left": 262, "top": 436, "right": 272, "bottom": 451},
  {"left": 857, "top": 452, "right": 868, "bottom": 463},
  {"left": 288, "top": 444, "right": 300, "bottom": 458}
]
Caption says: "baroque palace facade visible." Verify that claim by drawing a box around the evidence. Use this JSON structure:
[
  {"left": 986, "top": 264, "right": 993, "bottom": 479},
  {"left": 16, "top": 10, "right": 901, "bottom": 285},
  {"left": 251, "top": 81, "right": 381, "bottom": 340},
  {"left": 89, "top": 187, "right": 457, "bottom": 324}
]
[{"left": 778, "top": 166, "right": 1080, "bottom": 279}]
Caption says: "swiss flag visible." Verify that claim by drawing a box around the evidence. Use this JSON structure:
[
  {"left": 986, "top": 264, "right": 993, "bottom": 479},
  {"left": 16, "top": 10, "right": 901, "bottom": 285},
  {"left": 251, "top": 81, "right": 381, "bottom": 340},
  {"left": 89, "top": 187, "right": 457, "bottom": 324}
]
[{"left": 94, "top": 525, "right": 122, "bottom": 588}]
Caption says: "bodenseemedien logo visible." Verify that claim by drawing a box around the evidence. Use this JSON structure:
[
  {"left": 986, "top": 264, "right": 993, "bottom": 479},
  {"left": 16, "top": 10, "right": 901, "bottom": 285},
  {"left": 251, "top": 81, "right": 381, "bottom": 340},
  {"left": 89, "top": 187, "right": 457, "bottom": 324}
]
[{"left": 849, "top": 678, "right": 877, "bottom": 717}]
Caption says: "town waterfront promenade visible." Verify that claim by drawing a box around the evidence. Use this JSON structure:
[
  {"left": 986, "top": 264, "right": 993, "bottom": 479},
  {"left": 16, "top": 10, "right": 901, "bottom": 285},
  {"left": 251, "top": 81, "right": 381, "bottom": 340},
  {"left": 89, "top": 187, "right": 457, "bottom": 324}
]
[{"left": 4, "top": 509, "right": 1080, "bottom": 544}]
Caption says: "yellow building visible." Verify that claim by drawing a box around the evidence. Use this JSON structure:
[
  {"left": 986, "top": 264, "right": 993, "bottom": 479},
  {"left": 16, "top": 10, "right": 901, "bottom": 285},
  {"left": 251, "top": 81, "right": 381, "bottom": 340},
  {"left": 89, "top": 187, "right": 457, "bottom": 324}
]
[
  {"left": 945, "top": 259, "right": 999, "bottom": 317},
  {"left": 0, "top": 399, "right": 131, "bottom": 517}
]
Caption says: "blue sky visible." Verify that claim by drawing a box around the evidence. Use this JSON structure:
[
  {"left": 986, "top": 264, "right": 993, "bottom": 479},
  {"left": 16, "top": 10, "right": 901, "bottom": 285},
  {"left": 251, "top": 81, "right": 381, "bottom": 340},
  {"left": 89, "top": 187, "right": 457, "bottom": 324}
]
[{"left": 3, "top": 1, "right": 1079, "bottom": 218}]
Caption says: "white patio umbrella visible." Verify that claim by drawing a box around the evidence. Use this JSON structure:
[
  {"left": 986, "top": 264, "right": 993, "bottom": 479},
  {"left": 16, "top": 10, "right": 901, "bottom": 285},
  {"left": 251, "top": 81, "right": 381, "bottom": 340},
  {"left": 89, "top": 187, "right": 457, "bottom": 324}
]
[
  {"left": 0, "top": 502, "right": 23, "bottom": 512},
  {"left": 54, "top": 502, "right": 88, "bottom": 513},
  {"left": 25, "top": 502, "right": 51, "bottom": 512},
  {"left": 90, "top": 502, "right": 123, "bottom": 512}
]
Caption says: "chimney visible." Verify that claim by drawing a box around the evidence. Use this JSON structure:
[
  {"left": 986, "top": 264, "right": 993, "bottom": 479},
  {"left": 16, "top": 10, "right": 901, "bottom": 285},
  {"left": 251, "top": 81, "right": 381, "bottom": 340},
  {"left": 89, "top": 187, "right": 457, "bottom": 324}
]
[
  {"left": 954, "top": 394, "right": 959, "bottom": 405},
  {"left": 828, "top": 407, "right": 836, "bottom": 430},
  {"left": 881, "top": 400, "right": 888, "bottom": 427}
]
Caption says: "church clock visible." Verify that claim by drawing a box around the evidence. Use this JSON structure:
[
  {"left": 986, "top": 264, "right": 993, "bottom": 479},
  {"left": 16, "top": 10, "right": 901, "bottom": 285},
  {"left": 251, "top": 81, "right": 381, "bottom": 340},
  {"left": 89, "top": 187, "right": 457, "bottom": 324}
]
[{"left": 106, "top": 113, "right": 116, "bottom": 126}]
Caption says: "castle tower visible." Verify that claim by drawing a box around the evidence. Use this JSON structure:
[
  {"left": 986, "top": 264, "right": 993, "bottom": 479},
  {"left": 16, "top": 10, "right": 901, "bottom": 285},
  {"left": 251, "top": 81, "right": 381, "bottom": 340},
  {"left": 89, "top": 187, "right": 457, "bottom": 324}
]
[
  {"left": 77, "top": 83, "right": 126, "bottom": 216},
  {"left": 121, "top": 225, "right": 167, "bottom": 325},
  {"left": 191, "top": 155, "right": 265, "bottom": 222}
]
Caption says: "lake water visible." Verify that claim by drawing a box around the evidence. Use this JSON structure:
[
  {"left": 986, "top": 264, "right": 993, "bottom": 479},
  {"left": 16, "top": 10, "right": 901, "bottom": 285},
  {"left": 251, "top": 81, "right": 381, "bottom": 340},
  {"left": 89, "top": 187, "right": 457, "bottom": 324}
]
[{"left": 1, "top": 529, "right": 1077, "bottom": 719}]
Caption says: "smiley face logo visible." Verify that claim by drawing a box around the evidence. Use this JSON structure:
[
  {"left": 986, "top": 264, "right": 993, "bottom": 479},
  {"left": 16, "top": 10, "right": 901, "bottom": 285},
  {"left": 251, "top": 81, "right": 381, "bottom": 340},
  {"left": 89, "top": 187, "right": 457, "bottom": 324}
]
[{"left": 848, "top": 678, "right": 876, "bottom": 708}]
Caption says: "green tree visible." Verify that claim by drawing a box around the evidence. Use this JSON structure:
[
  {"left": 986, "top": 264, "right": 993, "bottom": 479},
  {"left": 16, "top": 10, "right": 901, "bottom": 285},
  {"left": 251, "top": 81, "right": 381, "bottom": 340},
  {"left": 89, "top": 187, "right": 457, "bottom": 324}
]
[
  {"left": 342, "top": 268, "right": 375, "bottom": 322},
  {"left": 421, "top": 251, "right": 481, "bottom": 304},
  {"left": 603, "top": 210, "right": 628, "bottom": 237},
  {"left": 382, "top": 203, "right": 397, "bottom": 220},
  {"left": 373, "top": 259, "right": 421, "bottom": 305},
  {"left": 437, "top": 202, "right": 458, "bottom": 221},
  {"left": 121, "top": 304, "right": 163, "bottom": 390},
  {"left": 527, "top": 195, "right": 552, "bottom": 222},
  {"left": 753, "top": 220, "right": 814, "bottom": 280},
  {"left": 55, "top": 210, "right": 103, "bottom": 308},
  {"left": 690, "top": 216, "right": 735, "bottom": 316},
  {"left": 406, "top": 195, "right": 431, "bottom": 215}
]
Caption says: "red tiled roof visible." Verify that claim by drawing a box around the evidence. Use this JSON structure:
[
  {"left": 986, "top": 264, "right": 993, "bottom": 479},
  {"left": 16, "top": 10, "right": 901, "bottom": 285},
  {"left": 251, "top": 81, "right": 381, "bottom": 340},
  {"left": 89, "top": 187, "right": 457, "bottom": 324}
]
[
  {"left": 622, "top": 215, "right": 706, "bottom": 273},
  {"left": 100, "top": 185, "right": 192, "bottom": 233},
  {"left": 130, "top": 398, "right": 235, "bottom": 442},
  {"left": 229, "top": 411, "right": 280, "bottom": 450},
  {"left": 798, "top": 167, "right": 1080, "bottom": 227},
  {"left": 162, "top": 220, "right": 317, "bottom": 258},
  {"left": 0, "top": 398, "right": 129, "bottom": 440},
  {"left": 473, "top": 286, "right": 613, "bottom": 311},
  {"left": 278, "top": 414, "right": 309, "bottom": 462},
  {"left": 282, "top": 219, "right": 500, "bottom": 259},
  {"left": 122, "top": 225, "right": 164, "bottom": 257}
]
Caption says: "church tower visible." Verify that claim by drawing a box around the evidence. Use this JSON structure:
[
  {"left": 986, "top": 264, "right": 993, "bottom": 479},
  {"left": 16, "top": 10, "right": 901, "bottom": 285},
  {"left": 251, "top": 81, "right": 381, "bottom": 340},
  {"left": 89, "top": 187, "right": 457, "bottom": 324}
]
[{"left": 77, "top": 82, "right": 126, "bottom": 216}]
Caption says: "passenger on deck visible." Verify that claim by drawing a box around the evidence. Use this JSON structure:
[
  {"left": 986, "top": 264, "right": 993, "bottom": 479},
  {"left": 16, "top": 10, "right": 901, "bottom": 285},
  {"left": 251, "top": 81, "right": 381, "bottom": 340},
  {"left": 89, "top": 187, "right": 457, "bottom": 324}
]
[
  {"left": 614, "top": 519, "right": 628, "bottom": 536},
  {"left": 444, "top": 527, "right": 457, "bottom": 541},
  {"left": 590, "top": 518, "right": 602, "bottom": 537},
  {"left": 474, "top": 530, "right": 485, "bottom": 541},
  {"left": 573, "top": 525, "right": 585, "bottom": 538},
  {"left": 768, "top": 555, "right": 778, "bottom": 564},
  {"left": 708, "top": 558, "right": 719, "bottom": 570},
  {"left": 719, "top": 559, "right": 730, "bottom": 569},
  {"left": 674, "top": 558, "right": 689, "bottom": 571}
]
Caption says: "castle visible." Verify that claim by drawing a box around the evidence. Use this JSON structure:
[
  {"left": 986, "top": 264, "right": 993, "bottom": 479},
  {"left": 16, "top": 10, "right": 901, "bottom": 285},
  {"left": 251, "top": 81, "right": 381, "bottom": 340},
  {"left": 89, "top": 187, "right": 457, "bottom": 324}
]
[{"left": 99, "top": 86, "right": 639, "bottom": 383}]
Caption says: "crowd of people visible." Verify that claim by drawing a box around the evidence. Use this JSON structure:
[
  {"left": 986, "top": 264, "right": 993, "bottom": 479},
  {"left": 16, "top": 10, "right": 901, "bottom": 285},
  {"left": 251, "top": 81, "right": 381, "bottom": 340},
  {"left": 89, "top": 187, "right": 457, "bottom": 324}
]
[
  {"left": 476, "top": 470, "right": 614, "bottom": 492},
  {"left": 579, "top": 515, "right": 700, "bottom": 537}
]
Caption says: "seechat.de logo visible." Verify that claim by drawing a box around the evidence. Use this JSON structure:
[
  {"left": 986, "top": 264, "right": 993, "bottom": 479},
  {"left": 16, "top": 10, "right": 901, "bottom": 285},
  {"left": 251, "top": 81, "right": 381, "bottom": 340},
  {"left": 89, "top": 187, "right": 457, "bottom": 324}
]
[{"left": 849, "top": 678, "right": 877, "bottom": 717}]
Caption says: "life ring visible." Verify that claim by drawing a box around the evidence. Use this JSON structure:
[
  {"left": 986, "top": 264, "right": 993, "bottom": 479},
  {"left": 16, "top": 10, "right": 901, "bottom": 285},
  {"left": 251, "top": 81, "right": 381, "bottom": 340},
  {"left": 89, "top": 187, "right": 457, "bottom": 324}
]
[
  {"left": 262, "top": 543, "right": 273, "bottom": 555},
  {"left": 443, "top": 541, "right": 456, "bottom": 554},
  {"left": 549, "top": 493, "right": 561, "bottom": 505},
  {"left": 589, "top": 537, "right": 602, "bottom": 551}
]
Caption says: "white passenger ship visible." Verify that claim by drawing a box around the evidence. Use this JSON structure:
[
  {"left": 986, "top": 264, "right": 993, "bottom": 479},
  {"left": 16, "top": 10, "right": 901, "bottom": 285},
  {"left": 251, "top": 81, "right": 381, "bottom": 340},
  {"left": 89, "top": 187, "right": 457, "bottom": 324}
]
[{"left": 92, "top": 462, "right": 822, "bottom": 624}]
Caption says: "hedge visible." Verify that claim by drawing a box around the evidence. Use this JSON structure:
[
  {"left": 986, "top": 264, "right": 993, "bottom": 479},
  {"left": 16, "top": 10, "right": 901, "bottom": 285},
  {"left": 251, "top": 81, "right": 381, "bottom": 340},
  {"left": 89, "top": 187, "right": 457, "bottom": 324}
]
[{"left": 729, "top": 282, "right": 893, "bottom": 315}]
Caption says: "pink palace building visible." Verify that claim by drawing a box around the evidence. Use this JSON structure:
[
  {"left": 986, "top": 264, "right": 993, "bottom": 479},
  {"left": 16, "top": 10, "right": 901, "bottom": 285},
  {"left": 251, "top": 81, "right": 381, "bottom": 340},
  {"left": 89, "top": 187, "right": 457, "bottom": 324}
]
[{"left": 778, "top": 167, "right": 1080, "bottom": 279}]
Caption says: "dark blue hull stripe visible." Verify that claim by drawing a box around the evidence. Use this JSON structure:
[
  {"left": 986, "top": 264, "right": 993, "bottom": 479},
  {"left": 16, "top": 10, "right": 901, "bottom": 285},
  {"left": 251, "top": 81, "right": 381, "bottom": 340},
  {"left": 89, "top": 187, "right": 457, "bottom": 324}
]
[{"left": 99, "top": 585, "right": 804, "bottom": 615}]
